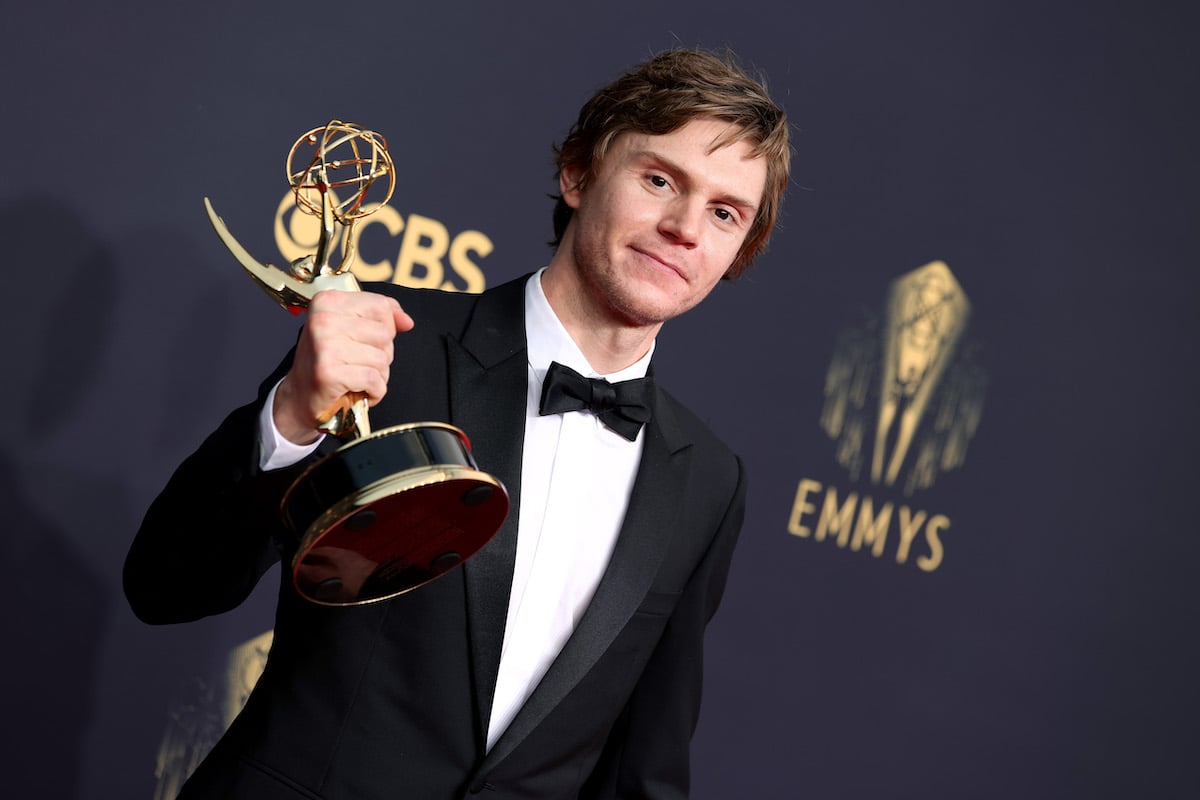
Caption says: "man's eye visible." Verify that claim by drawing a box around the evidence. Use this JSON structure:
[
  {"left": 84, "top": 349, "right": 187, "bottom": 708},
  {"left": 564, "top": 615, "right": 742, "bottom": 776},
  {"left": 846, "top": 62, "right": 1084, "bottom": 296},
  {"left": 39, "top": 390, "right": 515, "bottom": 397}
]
[
  {"left": 713, "top": 208, "right": 734, "bottom": 222},
  {"left": 648, "top": 175, "right": 669, "bottom": 188}
]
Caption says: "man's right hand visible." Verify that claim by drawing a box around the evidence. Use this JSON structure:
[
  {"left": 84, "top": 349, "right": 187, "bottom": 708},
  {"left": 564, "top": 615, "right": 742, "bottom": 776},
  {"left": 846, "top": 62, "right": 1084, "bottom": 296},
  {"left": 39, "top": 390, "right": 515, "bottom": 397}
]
[{"left": 273, "top": 290, "right": 414, "bottom": 445}]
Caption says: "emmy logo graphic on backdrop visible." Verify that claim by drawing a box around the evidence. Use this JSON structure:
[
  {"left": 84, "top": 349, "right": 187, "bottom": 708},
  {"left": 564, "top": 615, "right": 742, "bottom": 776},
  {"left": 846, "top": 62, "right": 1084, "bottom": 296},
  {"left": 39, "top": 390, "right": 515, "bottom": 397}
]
[
  {"left": 789, "top": 261, "right": 987, "bottom": 573},
  {"left": 821, "top": 261, "right": 985, "bottom": 495},
  {"left": 204, "top": 120, "right": 509, "bottom": 605}
]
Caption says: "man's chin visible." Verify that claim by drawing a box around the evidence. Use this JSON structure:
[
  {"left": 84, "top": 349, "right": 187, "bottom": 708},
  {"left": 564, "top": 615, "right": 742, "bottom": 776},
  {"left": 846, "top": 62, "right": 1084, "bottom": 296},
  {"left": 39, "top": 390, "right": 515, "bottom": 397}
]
[{"left": 610, "top": 289, "right": 700, "bottom": 328}]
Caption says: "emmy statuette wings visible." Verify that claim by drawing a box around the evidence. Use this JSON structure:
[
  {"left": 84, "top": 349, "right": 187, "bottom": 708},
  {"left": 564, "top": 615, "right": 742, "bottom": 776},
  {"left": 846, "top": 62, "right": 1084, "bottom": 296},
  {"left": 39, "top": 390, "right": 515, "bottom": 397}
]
[{"left": 203, "top": 120, "right": 509, "bottom": 606}]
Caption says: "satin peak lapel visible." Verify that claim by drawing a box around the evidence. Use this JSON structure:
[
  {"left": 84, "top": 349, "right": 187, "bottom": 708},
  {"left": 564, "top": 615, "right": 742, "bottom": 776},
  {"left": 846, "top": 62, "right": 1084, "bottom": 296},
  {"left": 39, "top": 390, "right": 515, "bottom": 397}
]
[{"left": 446, "top": 276, "right": 529, "bottom": 744}]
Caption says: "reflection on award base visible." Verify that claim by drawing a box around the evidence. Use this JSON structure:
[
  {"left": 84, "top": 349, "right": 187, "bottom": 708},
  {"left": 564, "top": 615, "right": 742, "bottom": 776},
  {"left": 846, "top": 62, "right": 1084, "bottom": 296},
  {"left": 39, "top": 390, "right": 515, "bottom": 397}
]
[{"left": 283, "top": 423, "right": 509, "bottom": 605}]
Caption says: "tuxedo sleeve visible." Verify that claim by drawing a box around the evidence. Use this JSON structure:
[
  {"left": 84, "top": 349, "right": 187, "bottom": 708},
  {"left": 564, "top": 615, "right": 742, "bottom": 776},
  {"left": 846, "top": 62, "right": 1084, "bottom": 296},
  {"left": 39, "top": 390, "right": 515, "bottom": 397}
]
[
  {"left": 123, "top": 356, "right": 313, "bottom": 624},
  {"left": 582, "top": 455, "right": 747, "bottom": 800}
]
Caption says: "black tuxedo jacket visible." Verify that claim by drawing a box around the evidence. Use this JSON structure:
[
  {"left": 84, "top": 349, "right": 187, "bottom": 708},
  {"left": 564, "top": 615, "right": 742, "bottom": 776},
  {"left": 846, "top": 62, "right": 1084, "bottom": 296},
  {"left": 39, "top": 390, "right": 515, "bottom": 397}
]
[{"left": 125, "top": 274, "right": 746, "bottom": 799}]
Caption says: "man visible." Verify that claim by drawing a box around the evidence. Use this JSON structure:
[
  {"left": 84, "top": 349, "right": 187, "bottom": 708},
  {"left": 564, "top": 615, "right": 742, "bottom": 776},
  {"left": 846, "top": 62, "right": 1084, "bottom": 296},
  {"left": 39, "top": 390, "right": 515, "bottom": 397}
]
[{"left": 126, "top": 48, "right": 790, "bottom": 799}]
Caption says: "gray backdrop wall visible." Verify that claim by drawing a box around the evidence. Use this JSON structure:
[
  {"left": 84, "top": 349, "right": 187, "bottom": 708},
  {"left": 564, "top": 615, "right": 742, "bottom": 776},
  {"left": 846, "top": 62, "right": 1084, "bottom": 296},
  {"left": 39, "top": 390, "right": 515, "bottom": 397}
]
[{"left": 3, "top": 1, "right": 1197, "bottom": 797}]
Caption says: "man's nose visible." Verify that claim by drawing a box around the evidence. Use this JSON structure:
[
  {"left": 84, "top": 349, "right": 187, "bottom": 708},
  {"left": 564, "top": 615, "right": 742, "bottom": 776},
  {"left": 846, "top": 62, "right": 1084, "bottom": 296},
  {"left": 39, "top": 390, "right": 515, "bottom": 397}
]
[{"left": 658, "top": 198, "right": 702, "bottom": 247}]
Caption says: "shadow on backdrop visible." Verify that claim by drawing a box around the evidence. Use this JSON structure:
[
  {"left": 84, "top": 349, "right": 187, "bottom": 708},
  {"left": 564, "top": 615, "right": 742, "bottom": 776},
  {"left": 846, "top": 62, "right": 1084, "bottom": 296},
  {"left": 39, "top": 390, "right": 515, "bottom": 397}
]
[{"left": 0, "top": 197, "right": 114, "bottom": 799}]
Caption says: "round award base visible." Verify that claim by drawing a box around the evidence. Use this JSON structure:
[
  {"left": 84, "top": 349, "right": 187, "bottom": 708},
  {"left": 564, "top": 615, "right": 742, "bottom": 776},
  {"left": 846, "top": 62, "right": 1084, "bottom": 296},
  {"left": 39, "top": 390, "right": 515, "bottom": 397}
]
[{"left": 281, "top": 422, "right": 509, "bottom": 606}]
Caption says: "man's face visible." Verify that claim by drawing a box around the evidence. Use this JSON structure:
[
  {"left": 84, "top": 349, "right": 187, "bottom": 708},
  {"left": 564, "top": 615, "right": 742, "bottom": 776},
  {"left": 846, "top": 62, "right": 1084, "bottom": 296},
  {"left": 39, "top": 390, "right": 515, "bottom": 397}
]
[{"left": 560, "top": 117, "right": 768, "bottom": 329}]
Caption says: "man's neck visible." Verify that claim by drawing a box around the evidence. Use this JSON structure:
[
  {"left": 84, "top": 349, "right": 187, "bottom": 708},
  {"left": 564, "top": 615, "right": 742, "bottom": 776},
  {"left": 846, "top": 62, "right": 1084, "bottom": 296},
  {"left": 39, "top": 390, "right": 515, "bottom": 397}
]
[{"left": 539, "top": 262, "right": 660, "bottom": 375}]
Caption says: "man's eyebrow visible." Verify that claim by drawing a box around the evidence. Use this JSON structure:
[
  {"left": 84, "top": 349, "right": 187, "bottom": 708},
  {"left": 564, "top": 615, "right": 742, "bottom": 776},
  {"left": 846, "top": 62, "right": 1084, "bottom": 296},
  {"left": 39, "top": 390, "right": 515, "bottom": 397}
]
[{"left": 631, "top": 149, "right": 760, "bottom": 215}]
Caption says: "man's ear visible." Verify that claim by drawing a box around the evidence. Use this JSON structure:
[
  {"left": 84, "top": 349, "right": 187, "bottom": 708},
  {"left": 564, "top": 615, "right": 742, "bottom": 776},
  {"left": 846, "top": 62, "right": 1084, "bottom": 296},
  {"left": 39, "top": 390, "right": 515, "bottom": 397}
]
[{"left": 559, "top": 163, "right": 586, "bottom": 209}]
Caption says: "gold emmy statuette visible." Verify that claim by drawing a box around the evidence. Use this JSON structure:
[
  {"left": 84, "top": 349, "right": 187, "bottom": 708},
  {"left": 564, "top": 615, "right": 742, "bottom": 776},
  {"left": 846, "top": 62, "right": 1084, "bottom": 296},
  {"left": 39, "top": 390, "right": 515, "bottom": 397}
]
[{"left": 204, "top": 120, "right": 509, "bottom": 606}]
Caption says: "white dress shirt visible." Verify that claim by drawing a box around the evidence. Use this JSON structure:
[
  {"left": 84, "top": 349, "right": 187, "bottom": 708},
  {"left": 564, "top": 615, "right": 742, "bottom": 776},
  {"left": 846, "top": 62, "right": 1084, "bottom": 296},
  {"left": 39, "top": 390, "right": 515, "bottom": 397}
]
[
  {"left": 486, "top": 270, "right": 650, "bottom": 750},
  {"left": 256, "top": 270, "right": 652, "bottom": 752}
]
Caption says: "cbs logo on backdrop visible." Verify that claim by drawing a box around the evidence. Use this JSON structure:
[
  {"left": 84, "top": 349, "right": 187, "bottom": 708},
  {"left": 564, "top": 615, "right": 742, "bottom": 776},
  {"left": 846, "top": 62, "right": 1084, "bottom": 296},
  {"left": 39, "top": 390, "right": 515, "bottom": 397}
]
[{"left": 274, "top": 191, "right": 493, "bottom": 292}]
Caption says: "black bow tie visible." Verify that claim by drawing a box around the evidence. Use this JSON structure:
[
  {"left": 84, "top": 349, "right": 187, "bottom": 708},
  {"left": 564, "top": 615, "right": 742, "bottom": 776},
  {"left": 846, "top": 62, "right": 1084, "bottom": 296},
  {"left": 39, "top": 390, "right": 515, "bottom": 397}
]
[{"left": 538, "top": 361, "right": 653, "bottom": 441}]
